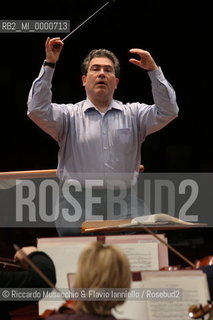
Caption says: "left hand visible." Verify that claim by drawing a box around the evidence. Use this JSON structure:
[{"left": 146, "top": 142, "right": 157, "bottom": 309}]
[
  {"left": 14, "top": 246, "right": 38, "bottom": 267},
  {"left": 129, "top": 48, "right": 158, "bottom": 71}
]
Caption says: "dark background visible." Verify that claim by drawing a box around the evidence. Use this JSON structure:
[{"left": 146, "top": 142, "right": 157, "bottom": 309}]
[{"left": 1, "top": 0, "right": 212, "bottom": 173}]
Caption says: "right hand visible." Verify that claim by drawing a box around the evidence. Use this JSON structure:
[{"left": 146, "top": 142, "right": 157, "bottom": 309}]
[{"left": 45, "top": 37, "right": 64, "bottom": 63}]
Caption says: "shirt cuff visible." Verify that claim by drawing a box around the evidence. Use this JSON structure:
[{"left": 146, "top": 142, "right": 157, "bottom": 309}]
[
  {"left": 37, "top": 64, "right": 55, "bottom": 82},
  {"left": 147, "top": 67, "right": 166, "bottom": 83}
]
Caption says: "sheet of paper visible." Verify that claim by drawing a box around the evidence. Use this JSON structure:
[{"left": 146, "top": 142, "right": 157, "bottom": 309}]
[
  {"left": 112, "top": 280, "right": 149, "bottom": 320},
  {"left": 116, "top": 242, "right": 159, "bottom": 271},
  {"left": 38, "top": 236, "right": 99, "bottom": 285},
  {"left": 37, "top": 236, "right": 97, "bottom": 314},
  {"left": 141, "top": 271, "right": 210, "bottom": 320},
  {"left": 105, "top": 234, "right": 168, "bottom": 269}
]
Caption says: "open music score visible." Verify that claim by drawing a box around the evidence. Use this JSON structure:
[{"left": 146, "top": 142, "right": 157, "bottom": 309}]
[
  {"left": 66, "top": 270, "right": 210, "bottom": 320},
  {"left": 127, "top": 270, "right": 210, "bottom": 320},
  {"left": 81, "top": 213, "right": 207, "bottom": 233}
]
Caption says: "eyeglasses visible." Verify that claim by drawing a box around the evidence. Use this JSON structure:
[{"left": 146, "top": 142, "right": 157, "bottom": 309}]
[{"left": 88, "top": 64, "right": 115, "bottom": 75}]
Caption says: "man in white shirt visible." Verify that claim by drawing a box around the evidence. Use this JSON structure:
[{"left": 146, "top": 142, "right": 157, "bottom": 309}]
[{"left": 27, "top": 37, "right": 179, "bottom": 235}]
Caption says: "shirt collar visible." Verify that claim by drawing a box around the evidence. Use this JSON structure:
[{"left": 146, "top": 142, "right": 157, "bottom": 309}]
[{"left": 82, "top": 98, "right": 123, "bottom": 113}]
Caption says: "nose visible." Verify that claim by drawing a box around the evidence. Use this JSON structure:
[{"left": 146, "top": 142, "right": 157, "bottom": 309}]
[
  {"left": 98, "top": 73, "right": 106, "bottom": 80},
  {"left": 98, "top": 67, "right": 106, "bottom": 75}
]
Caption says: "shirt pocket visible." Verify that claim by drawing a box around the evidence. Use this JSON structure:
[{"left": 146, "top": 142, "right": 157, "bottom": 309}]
[{"left": 114, "top": 128, "right": 133, "bottom": 154}]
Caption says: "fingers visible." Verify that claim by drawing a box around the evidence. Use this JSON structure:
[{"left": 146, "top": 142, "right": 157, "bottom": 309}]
[
  {"left": 45, "top": 37, "right": 64, "bottom": 63},
  {"left": 46, "top": 37, "right": 64, "bottom": 50},
  {"left": 129, "top": 48, "right": 158, "bottom": 71},
  {"left": 14, "top": 246, "right": 38, "bottom": 262},
  {"left": 45, "top": 36, "right": 50, "bottom": 47},
  {"left": 129, "top": 48, "right": 150, "bottom": 60},
  {"left": 129, "top": 58, "right": 141, "bottom": 67},
  {"left": 129, "top": 48, "right": 148, "bottom": 66},
  {"left": 129, "top": 48, "right": 148, "bottom": 55}
]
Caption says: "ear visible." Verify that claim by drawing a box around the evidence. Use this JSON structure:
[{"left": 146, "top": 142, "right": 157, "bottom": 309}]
[{"left": 82, "top": 75, "right": 86, "bottom": 87}]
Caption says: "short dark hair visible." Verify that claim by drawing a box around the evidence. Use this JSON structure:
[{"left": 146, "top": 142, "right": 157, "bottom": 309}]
[{"left": 81, "top": 49, "right": 120, "bottom": 77}]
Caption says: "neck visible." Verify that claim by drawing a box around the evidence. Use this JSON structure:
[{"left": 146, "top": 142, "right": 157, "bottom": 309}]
[
  {"left": 97, "top": 105, "right": 109, "bottom": 113},
  {"left": 88, "top": 96, "right": 112, "bottom": 112}
]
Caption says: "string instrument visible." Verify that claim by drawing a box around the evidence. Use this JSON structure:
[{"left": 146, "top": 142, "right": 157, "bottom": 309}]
[
  {"left": 195, "top": 256, "right": 213, "bottom": 268},
  {"left": 188, "top": 301, "right": 213, "bottom": 319},
  {"left": 187, "top": 256, "right": 213, "bottom": 319},
  {"left": 39, "top": 300, "right": 76, "bottom": 319},
  {"left": 160, "top": 255, "right": 213, "bottom": 271},
  {"left": 0, "top": 256, "right": 26, "bottom": 270}
]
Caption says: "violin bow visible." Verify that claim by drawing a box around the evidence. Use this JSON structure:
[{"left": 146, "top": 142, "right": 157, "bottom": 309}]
[
  {"left": 13, "top": 244, "right": 77, "bottom": 317},
  {"left": 13, "top": 244, "right": 62, "bottom": 295},
  {"left": 0, "top": 256, "right": 26, "bottom": 269}
]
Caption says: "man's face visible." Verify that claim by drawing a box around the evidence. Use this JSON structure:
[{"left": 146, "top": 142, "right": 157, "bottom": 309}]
[{"left": 82, "top": 57, "right": 119, "bottom": 101}]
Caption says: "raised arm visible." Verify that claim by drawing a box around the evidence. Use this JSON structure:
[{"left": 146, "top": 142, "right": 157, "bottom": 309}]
[
  {"left": 27, "top": 37, "right": 67, "bottom": 142},
  {"left": 129, "top": 48, "right": 179, "bottom": 136}
]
